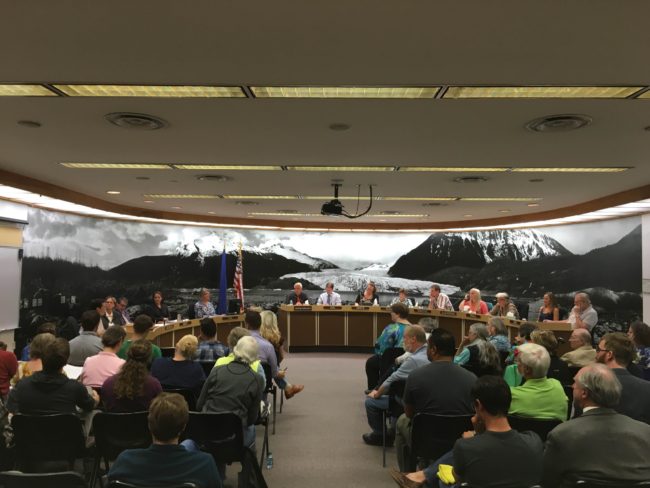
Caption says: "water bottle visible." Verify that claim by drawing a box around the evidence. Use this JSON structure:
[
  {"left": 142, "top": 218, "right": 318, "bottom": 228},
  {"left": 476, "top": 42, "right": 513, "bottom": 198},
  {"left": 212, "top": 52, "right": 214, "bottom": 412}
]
[{"left": 266, "top": 452, "right": 273, "bottom": 470}]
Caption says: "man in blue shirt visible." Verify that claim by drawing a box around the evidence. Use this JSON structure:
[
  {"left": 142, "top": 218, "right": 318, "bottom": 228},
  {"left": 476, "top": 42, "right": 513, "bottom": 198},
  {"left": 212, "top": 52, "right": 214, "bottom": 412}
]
[{"left": 108, "top": 393, "right": 221, "bottom": 488}]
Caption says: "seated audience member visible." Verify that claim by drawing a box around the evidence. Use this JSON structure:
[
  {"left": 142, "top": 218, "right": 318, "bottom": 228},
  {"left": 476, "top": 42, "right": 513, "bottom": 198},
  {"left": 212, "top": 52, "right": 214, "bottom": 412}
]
[
  {"left": 454, "top": 322, "right": 501, "bottom": 377},
  {"left": 489, "top": 292, "right": 520, "bottom": 319},
  {"left": 118, "top": 314, "right": 162, "bottom": 361},
  {"left": 194, "top": 288, "right": 216, "bottom": 319},
  {"left": 144, "top": 290, "right": 171, "bottom": 323},
  {"left": 151, "top": 335, "right": 206, "bottom": 397},
  {"left": 392, "top": 376, "right": 543, "bottom": 488},
  {"left": 108, "top": 392, "right": 221, "bottom": 488},
  {"left": 247, "top": 311, "right": 302, "bottom": 398},
  {"left": 103, "top": 296, "right": 125, "bottom": 328},
  {"left": 566, "top": 292, "right": 598, "bottom": 331},
  {"left": 0, "top": 341, "right": 17, "bottom": 402},
  {"left": 363, "top": 325, "right": 429, "bottom": 446},
  {"left": 197, "top": 318, "right": 228, "bottom": 361},
  {"left": 486, "top": 317, "right": 510, "bottom": 353},
  {"left": 13, "top": 333, "right": 56, "bottom": 383},
  {"left": 366, "top": 303, "right": 410, "bottom": 390},
  {"left": 317, "top": 282, "right": 342, "bottom": 306},
  {"left": 395, "top": 329, "right": 476, "bottom": 472},
  {"left": 538, "top": 291, "right": 560, "bottom": 322},
  {"left": 197, "top": 336, "right": 265, "bottom": 450},
  {"left": 20, "top": 322, "right": 57, "bottom": 361},
  {"left": 396, "top": 317, "right": 438, "bottom": 365},
  {"left": 285, "top": 282, "right": 310, "bottom": 305},
  {"left": 510, "top": 343, "right": 567, "bottom": 421},
  {"left": 530, "top": 329, "right": 572, "bottom": 385},
  {"left": 90, "top": 299, "right": 108, "bottom": 336},
  {"left": 115, "top": 296, "right": 131, "bottom": 324},
  {"left": 215, "top": 327, "right": 265, "bottom": 381},
  {"left": 505, "top": 322, "right": 539, "bottom": 365},
  {"left": 68, "top": 310, "right": 103, "bottom": 366},
  {"left": 543, "top": 364, "right": 650, "bottom": 486},
  {"left": 458, "top": 288, "right": 488, "bottom": 314},
  {"left": 102, "top": 340, "right": 162, "bottom": 412},
  {"left": 561, "top": 328, "right": 596, "bottom": 367},
  {"left": 628, "top": 321, "right": 650, "bottom": 379},
  {"left": 80, "top": 325, "right": 126, "bottom": 388},
  {"left": 7, "top": 337, "right": 99, "bottom": 414},
  {"left": 355, "top": 281, "right": 379, "bottom": 306},
  {"left": 260, "top": 310, "right": 285, "bottom": 365},
  {"left": 596, "top": 332, "right": 650, "bottom": 424},
  {"left": 391, "top": 288, "right": 414, "bottom": 308},
  {"left": 427, "top": 284, "right": 454, "bottom": 311}
]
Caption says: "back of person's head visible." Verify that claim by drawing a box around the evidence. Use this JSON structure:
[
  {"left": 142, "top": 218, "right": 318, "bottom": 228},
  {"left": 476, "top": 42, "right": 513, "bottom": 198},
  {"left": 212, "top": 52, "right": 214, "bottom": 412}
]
[
  {"left": 148, "top": 393, "right": 188, "bottom": 443},
  {"left": 517, "top": 342, "right": 550, "bottom": 379},
  {"left": 227, "top": 326, "right": 251, "bottom": 350},
  {"left": 404, "top": 325, "right": 427, "bottom": 344},
  {"left": 233, "top": 336, "right": 260, "bottom": 364},
  {"left": 530, "top": 329, "right": 559, "bottom": 354},
  {"left": 36, "top": 322, "right": 57, "bottom": 336},
  {"left": 260, "top": 310, "right": 281, "bottom": 344},
  {"left": 428, "top": 328, "right": 456, "bottom": 357},
  {"left": 390, "top": 302, "right": 409, "bottom": 319},
  {"left": 176, "top": 335, "right": 198, "bottom": 360},
  {"left": 471, "top": 375, "right": 511, "bottom": 417},
  {"left": 128, "top": 340, "right": 152, "bottom": 363},
  {"left": 133, "top": 314, "right": 154, "bottom": 335},
  {"left": 90, "top": 299, "right": 104, "bottom": 311},
  {"left": 30, "top": 332, "right": 56, "bottom": 360},
  {"left": 245, "top": 310, "right": 262, "bottom": 330},
  {"left": 573, "top": 328, "right": 592, "bottom": 345},
  {"left": 518, "top": 322, "right": 538, "bottom": 341},
  {"left": 80, "top": 310, "right": 100, "bottom": 332},
  {"left": 42, "top": 338, "right": 70, "bottom": 373},
  {"left": 417, "top": 317, "right": 437, "bottom": 333},
  {"left": 576, "top": 363, "right": 621, "bottom": 408},
  {"left": 199, "top": 317, "right": 217, "bottom": 338},
  {"left": 469, "top": 322, "right": 489, "bottom": 341},
  {"left": 102, "top": 326, "right": 126, "bottom": 348},
  {"left": 629, "top": 321, "right": 650, "bottom": 347},
  {"left": 115, "top": 340, "right": 152, "bottom": 399},
  {"left": 602, "top": 332, "right": 636, "bottom": 367},
  {"left": 488, "top": 317, "right": 507, "bottom": 336}
]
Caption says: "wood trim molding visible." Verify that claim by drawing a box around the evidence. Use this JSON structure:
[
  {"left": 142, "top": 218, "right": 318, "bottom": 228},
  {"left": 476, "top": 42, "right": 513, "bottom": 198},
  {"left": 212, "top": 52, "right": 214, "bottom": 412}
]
[{"left": 1, "top": 168, "right": 649, "bottom": 231}]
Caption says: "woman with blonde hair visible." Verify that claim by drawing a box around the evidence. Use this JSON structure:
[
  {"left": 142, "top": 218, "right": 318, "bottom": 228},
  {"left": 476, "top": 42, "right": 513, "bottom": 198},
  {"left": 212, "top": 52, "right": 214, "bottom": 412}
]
[
  {"left": 151, "top": 334, "right": 206, "bottom": 396},
  {"left": 458, "top": 288, "right": 489, "bottom": 315},
  {"left": 260, "top": 310, "right": 284, "bottom": 364}
]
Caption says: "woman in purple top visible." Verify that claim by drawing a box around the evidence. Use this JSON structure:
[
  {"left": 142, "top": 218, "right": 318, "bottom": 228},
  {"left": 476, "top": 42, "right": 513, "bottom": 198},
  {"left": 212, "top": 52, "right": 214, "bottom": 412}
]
[{"left": 102, "top": 340, "right": 162, "bottom": 412}]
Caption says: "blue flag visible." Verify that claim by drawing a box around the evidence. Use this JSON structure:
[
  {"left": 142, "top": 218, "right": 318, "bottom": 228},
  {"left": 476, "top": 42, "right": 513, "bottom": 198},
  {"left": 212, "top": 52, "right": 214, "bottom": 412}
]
[{"left": 217, "top": 247, "right": 228, "bottom": 314}]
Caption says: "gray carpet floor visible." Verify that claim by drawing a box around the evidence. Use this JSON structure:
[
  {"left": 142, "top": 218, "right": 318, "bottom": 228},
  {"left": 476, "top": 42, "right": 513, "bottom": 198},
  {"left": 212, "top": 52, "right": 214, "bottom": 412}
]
[{"left": 225, "top": 352, "right": 398, "bottom": 488}]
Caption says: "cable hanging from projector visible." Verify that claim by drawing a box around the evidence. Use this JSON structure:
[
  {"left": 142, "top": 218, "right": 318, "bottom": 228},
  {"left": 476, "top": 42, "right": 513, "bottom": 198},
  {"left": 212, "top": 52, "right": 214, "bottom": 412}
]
[{"left": 320, "top": 183, "right": 373, "bottom": 219}]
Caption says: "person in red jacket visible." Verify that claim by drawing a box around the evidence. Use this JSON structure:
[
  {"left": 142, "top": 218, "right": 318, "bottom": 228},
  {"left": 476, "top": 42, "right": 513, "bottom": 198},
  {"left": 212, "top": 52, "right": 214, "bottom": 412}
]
[{"left": 0, "top": 341, "right": 18, "bottom": 403}]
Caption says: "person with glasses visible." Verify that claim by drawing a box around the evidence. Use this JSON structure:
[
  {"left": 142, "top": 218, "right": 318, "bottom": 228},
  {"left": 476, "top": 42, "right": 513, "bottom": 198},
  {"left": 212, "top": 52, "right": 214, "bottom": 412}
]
[
  {"left": 103, "top": 295, "right": 125, "bottom": 328},
  {"left": 115, "top": 296, "right": 131, "bottom": 324},
  {"left": 560, "top": 328, "right": 596, "bottom": 368}
]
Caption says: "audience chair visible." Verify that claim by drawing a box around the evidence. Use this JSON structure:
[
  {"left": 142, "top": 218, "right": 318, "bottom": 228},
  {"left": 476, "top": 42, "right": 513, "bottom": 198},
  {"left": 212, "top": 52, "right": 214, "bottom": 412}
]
[
  {"left": 563, "top": 384, "right": 574, "bottom": 419},
  {"left": 254, "top": 404, "right": 271, "bottom": 468},
  {"left": 405, "top": 413, "right": 474, "bottom": 472},
  {"left": 183, "top": 412, "right": 244, "bottom": 466},
  {"left": 107, "top": 482, "right": 197, "bottom": 488},
  {"left": 381, "top": 380, "right": 405, "bottom": 467},
  {"left": 90, "top": 411, "right": 151, "bottom": 488},
  {"left": 162, "top": 387, "right": 198, "bottom": 412},
  {"left": 160, "top": 348, "right": 175, "bottom": 358},
  {"left": 0, "top": 470, "right": 87, "bottom": 488},
  {"left": 198, "top": 361, "right": 214, "bottom": 378},
  {"left": 376, "top": 348, "right": 405, "bottom": 387},
  {"left": 562, "top": 480, "right": 650, "bottom": 488},
  {"left": 11, "top": 414, "right": 86, "bottom": 472},
  {"left": 507, "top": 415, "right": 563, "bottom": 442},
  {"left": 260, "top": 362, "right": 277, "bottom": 435}
]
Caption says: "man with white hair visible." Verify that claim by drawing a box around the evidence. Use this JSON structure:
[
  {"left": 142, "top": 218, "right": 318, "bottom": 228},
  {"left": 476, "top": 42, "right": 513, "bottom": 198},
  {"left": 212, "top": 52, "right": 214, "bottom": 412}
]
[
  {"left": 509, "top": 343, "right": 567, "bottom": 421},
  {"left": 489, "top": 292, "right": 520, "bottom": 319},
  {"left": 285, "top": 282, "right": 310, "bottom": 305},
  {"left": 561, "top": 328, "right": 596, "bottom": 367},
  {"left": 566, "top": 292, "right": 598, "bottom": 331},
  {"left": 543, "top": 364, "right": 650, "bottom": 486}
]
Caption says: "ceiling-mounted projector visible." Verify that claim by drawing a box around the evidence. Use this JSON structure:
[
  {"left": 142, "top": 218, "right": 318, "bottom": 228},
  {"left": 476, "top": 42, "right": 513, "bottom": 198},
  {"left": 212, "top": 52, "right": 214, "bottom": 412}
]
[{"left": 320, "top": 183, "right": 373, "bottom": 219}]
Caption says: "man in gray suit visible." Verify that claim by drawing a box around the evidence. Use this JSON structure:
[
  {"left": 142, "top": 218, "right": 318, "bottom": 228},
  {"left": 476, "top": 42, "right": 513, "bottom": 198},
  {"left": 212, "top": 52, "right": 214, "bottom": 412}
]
[{"left": 543, "top": 364, "right": 650, "bottom": 487}]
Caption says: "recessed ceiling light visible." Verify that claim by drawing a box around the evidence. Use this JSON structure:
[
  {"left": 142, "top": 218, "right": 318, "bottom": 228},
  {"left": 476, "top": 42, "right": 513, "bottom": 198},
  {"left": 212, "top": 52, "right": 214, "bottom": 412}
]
[
  {"left": 207, "top": 211, "right": 216, "bottom": 215},
  {"left": 286, "top": 165, "right": 395, "bottom": 172},
  {"left": 453, "top": 176, "right": 489, "bottom": 183},
  {"left": 513, "top": 167, "right": 628, "bottom": 173},
  {"left": 526, "top": 114, "right": 592, "bottom": 132},
  {"left": 463, "top": 214, "right": 473, "bottom": 218},
  {"left": 143, "top": 200, "right": 154, "bottom": 204},
  {"left": 196, "top": 175, "right": 232, "bottom": 182},
  {"left": 527, "top": 203, "right": 540, "bottom": 207},
  {"left": 400, "top": 167, "right": 507, "bottom": 172},
  {"left": 171, "top": 206, "right": 182, "bottom": 210},
  {"left": 143, "top": 194, "right": 220, "bottom": 199},
  {"left": 53, "top": 84, "right": 245, "bottom": 98},
  {"left": 61, "top": 163, "right": 172, "bottom": 170},
  {"left": 251, "top": 86, "right": 440, "bottom": 98},
  {"left": 105, "top": 113, "right": 168, "bottom": 130},
  {"left": 529, "top": 178, "right": 544, "bottom": 183},
  {"left": 444, "top": 86, "right": 643, "bottom": 99},
  {"left": 174, "top": 165, "right": 282, "bottom": 171},
  {"left": 106, "top": 190, "right": 121, "bottom": 195},
  {"left": 0, "top": 84, "right": 56, "bottom": 96},
  {"left": 17, "top": 120, "right": 42, "bottom": 128},
  {"left": 329, "top": 123, "right": 351, "bottom": 131},
  {"left": 499, "top": 209, "right": 511, "bottom": 213}
]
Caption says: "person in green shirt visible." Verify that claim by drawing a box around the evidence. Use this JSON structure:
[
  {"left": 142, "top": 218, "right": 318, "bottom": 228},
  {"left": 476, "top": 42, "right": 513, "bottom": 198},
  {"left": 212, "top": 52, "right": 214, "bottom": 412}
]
[
  {"left": 215, "top": 327, "right": 265, "bottom": 382},
  {"left": 118, "top": 314, "right": 162, "bottom": 362},
  {"left": 509, "top": 342, "right": 568, "bottom": 421}
]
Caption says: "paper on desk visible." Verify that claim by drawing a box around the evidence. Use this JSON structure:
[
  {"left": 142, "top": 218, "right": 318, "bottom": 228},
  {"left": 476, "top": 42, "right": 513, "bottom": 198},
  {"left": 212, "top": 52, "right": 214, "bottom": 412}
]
[{"left": 63, "top": 364, "right": 83, "bottom": 380}]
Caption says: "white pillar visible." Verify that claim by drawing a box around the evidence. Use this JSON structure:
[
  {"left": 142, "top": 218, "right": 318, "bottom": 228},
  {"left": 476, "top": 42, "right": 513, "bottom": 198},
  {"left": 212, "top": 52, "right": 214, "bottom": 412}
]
[{"left": 643, "top": 213, "right": 650, "bottom": 323}]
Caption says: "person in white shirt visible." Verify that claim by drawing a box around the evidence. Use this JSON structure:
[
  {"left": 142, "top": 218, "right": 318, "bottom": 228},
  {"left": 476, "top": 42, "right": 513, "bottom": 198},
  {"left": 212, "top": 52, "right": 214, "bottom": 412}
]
[
  {"left": 317, "top": 282, "right": 342, "bottom": 305},
  {"left": 566, "top": 292, "right": 598, "bottom": 331},
  {"left": 427, "top": 284, "right": 454, "bottom": 311}
]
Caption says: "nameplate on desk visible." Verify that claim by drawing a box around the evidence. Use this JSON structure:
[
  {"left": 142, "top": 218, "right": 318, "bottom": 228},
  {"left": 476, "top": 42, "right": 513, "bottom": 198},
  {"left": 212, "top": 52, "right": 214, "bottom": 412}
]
[
  {"left": 293, "top": 306, "right": 313, "bottom": 311},
  {"left": 221, "top": 316, "right": 239, "bottom": 322},
  {"left": 355, "top": 306, "right": 370, "bottom": 311},
  {"left": 440, "top": 310, "right": 457, "bottom": 317},
  {"left": 464, "top": 313, "right": 482, "bottom": 319},
  {"left": 381, "top": 306, "right": 392, "bottom": 311},
  {"left": 322, "top": 306, "right": 342, "bottom": 310}
]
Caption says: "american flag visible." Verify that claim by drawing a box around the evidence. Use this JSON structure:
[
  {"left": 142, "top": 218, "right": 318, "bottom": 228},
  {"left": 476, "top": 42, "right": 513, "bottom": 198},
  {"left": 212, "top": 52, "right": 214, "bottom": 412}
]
[{"left": 233, "top": 242, "right": 244, "bottom": 309}]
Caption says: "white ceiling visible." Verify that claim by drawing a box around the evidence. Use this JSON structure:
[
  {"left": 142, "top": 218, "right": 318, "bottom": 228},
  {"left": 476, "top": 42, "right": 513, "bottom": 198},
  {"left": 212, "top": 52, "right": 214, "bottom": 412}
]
[{"left": 0, "top": 0, "right": 649, "bottom": 227}]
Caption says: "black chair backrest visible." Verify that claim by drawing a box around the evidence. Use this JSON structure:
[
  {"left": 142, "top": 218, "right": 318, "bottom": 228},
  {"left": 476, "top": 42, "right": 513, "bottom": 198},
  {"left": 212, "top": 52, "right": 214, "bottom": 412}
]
[
  {"left": 410, "top": 413, "right": 474, "bottom": 462},
  {"left": 160, "top": 348, "right": 175, "bottom": 358},
  {"left": 507, "top": 415, "right": 563, "bottom": 441},
  {"left": 11, "top": 414, "right": 86, "bottom": 471},
  {"left": 380, "top": 348, "right": 405, "bottom": 371},
  {"left": 388, "top": 380, "right": 406, "bottom": 417},
  {"left": 563, "top": 479, "right": 650, "bottom": 488},
  {"left": 92, "top": 411, "right": 152, "bottom": 462},
  {"left": 108, "top": 481, "right": 197, "bottom": 488},
  {"left": 198, "top": 361, "right": 214, "bottom": 378},
  {"left": 183, "top": 412, "right": 244, "bottom": 464},
  {"left": 162, "top": 387, "right": 197, "bottom": 411},
  {"left": 0, "top": 470, "right": 87, "bottom": 488},
  {"left": 260, "top": 362, "right": 274, "bottom": 393},
  {"left": 187, "top": 303, "right": 196, "bottom": 320}
]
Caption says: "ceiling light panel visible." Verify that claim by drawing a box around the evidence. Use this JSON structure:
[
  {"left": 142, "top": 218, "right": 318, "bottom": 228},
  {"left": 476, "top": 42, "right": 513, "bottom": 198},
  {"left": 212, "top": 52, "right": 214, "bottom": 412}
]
[
  {"left": 444, "top": 86, "right": 643, "bottom": 99},
  {"left": 222, "top": 195, "right": 296, "bottom": 200},
  {"left": 53, "top": 85, "right": 245, "bottom": 98},
  {"left": 512, "top": 167, "right": 629, "bottom": 173},
  {"left": 143, "top": 194, "right": 221, "bottom": 199},
  {"left": 0, "top": 84, "right": 57, "bottom": 96},
  {"left": 286, "top": 166, "right": 396, "bottom": 172},
  {"left": 399, "top": 166, "right": 509, "bottom": 172},
  {"left": 61, "top": 163, "right": 172, "bottom": 169},
  {"left": 251, "top": 86, "right": 440, "bottom": 98},
  {"left": 382, "top": 196, "right": 457, "bottom": 201},
  {"left": 249, "top": 212, "right": 322, "bottom": 217},
  {"left": 173, "top": 165, "right": 282, "bottom": 171},
  {"left": 460, "top": 197, "right": 543, "bottom": 202}
]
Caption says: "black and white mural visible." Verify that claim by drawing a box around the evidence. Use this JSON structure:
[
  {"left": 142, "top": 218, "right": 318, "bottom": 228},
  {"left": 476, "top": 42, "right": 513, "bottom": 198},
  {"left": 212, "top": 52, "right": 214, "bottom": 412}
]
[{"left": 18, "top": 208, "right": 642, "bottom": 344}]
